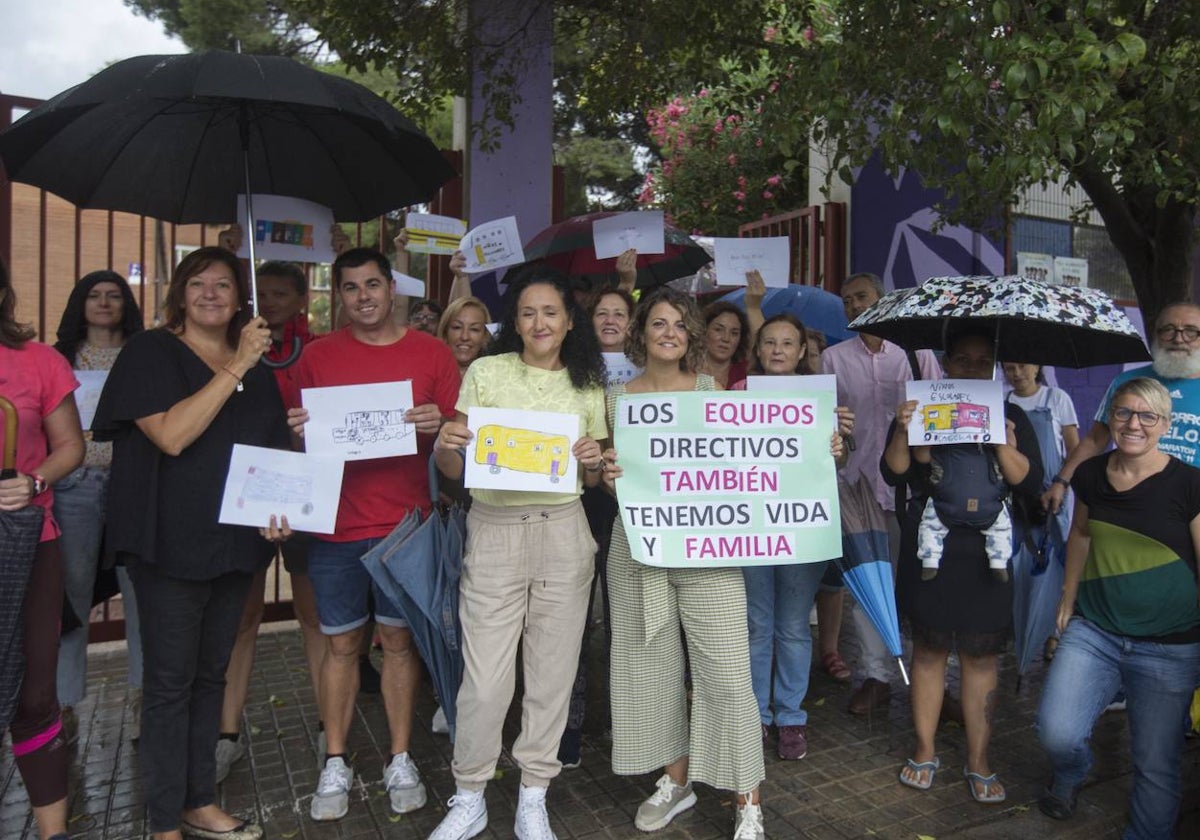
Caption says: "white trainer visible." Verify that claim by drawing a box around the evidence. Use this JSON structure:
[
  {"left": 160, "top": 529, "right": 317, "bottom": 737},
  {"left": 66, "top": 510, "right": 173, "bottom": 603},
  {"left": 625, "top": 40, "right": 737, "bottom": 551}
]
[
  {"left": 514, "top": 784, "right": 556, "bottom": 840},
  {"left": 428, "top": 788, "right": 487, "bottom": 840},
  {"left": 634, "top": 774, "right": 697, "bottom": 831},
  {"left": 384, "top": 752, "right": 428, "bottom": 814},
  {"left": 310, "top": 757, "right": 353, "bottom": 821},
  {"left": 733, "top": 801, "right": 765, "bottom": 840}
]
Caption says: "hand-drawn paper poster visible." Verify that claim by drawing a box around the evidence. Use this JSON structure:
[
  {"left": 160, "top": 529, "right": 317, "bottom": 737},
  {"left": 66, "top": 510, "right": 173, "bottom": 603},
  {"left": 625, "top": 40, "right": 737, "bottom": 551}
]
[
  {"left": 712, "top": 236, "right": 790, "bottom": 287},
  {"left": 905, "top": 379, "right": 1006, "bottom": 446},
  {"left": 219, "top": 444, "right": 344, "bottom": 534},
  {"left": 236, "top": 195, "right": 336, "bottom": 264},
  {"left": 613, "top": 390, "right": 841, "bottom": 568},
  {"left": 1053, "top": 256, "right": 1088, "bottom": 288},
  {"left": 391, "top": 271, "right": 425, "bottom": 297},
  {"left": 74, "top": 370, "right": 108, "bottom": 431},
  {"left": 593, "top": 211, "right": 666, "bottom": 259},
  {"left": 460, "top": 216, "right": 525, "bottom": 273},
  {"left": 745, "top": 375, "right": 838, "bottom": 433},
  {"left": 464, "top": 407, "right": 580, "bottom": 493},
  {"left": 1016, "top": 251, "right": 1053, "bottom": 284},
  {"left": 602, "top": 353, "right": 642, "bottom": 389},
  {"left": 405, "top": 213, "right": 468, "bottom": 255},
  {"left": 302, "top": 381, "right": 417, "bottom": 461}
]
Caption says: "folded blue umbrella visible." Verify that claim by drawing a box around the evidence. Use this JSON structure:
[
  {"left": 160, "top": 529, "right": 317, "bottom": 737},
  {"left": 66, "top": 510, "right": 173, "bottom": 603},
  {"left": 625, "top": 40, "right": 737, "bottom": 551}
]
[
  {"left": 1012, "top": 516, "right": 1066, "bottom": 690},
  {"left": 718, "top": 285, "right": 854, "bottom": 345}
]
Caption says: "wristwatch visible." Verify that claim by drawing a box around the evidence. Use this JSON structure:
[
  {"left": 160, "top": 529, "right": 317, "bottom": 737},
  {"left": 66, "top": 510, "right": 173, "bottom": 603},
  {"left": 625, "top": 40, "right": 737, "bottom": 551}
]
[
  {"left": 30, "top": 473, "right": 49, "bottom": 496},
  {"left": 1051, "top": 475, "right": 1069, "bottom": 488}
]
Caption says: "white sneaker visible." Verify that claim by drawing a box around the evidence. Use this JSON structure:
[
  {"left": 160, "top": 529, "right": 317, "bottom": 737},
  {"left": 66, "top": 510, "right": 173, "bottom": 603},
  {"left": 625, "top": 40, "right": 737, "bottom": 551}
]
[
  {"left": 432, "top": 705, "right": 450, "bottom": 734},
  {"left": 384, "top": 752, "right": 428, "bottom": 814},
  {"left": 733, "top": 802, "right": 765, "bottom": 840},
  {"left": 428, "top": 788, "right": 487, "bottom": 840},
  {"left": 214, "top": 734, "right": 247, "bottom": 784},
  {"left": 310, "top": 757, "right": 353, "bottom": 821},
  {"left": 634, "top": 774, "right": 697, "bottom": 831},
  {"left": 514, "top": 784, "right": 556, "bottom": 840}
]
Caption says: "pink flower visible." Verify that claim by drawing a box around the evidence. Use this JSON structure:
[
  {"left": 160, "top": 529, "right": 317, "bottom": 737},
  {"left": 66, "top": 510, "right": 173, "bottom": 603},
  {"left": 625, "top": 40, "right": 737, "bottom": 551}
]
[
  {"left": 764, "top": 26, "right": 778, "bottom": 42},
  {"left": 766, "top": 175, "right": 782, "bottom": 186},
  {"left": 803, "top": 26, "right": 815, "bottom": 42},
  {"left": 736, "top": 205, "right": 745, "bottom": 212},
  {"left": 698, "top": 88, "right": 709, "bottom": 98},
  {"left": 733, "top": 190, "right": 746, "bottom": 201},
  {"left": 737, "top": 175, "right": 748, "bottom": 187},
  {"left": 768, "top": 81, "right": 779, "bottom": 93},
  {"left": 713, "top": 120, "right": 724, "bottom": 133},
  {"left": 755, "top": 138, "right": 763, "bottom": 147},
  {"left": 990, "top": 79, "right": 1001, "bottom": 91},
  {"left": 762, "top": 190, "right": 775, "bottom": 200},
  {"left": 727, "top": 154, "right": 738, "bottom": 166}
]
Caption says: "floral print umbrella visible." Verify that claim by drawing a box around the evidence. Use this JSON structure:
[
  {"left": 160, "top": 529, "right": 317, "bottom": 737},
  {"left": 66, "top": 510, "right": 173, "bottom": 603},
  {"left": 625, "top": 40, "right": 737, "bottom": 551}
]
[{"left": 847, "top": 275, "right": 1149, "bottom": 367}]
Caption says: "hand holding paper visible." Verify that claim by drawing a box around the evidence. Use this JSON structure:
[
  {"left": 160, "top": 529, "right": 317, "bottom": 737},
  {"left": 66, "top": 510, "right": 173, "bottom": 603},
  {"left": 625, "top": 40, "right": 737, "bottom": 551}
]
[
  {"left": 712, "top": 236, "right": 790, "bottom": 287},
  {"left": 593, "top": 212, "right": 665, "bottom": 259},
  {"left": 460, "top": 216, "right": 525, "bottom": 273}
]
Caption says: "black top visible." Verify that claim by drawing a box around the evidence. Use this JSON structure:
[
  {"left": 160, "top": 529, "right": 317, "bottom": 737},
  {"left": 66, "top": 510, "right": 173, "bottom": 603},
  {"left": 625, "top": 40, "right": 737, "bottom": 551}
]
[
  {"left": 882, "top": 403, "right": 1044, "bottom": 634},
  {"left": 92, "top": 329, "right": 289, "bottom": 580}
]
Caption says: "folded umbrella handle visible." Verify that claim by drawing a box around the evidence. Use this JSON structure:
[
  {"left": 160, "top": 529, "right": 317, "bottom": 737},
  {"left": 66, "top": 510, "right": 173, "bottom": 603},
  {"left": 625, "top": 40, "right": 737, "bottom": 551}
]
[
  {"left": 261, "top": 335, "right": 303, "bottom": 369},
  {"left": 1, "top": 394, "right": 17, "bottom": 477}
]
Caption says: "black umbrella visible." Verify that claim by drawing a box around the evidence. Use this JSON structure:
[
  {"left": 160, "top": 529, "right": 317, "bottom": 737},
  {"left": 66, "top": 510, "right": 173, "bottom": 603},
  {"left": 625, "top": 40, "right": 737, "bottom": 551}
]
[
  {"left": 0, "top": 50, "right": 457, "bottom": 362},
  {"left": 0, "top": 396, "right": 45, "bottom": 732}
]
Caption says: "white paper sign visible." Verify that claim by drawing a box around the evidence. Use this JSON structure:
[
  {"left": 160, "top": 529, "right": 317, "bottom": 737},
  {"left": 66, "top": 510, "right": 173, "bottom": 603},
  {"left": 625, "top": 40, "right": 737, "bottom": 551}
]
[
  {"left": 747, "top": 375, "right": 838, "bottom": 432},
  {"left": 1053, "top": 256, "right": 1088, "bottom": 288},
  {"left": 302, "top": 381, "right": 417, "bottom": 461},
  {"left": 74, "top": 370, "right": 108, "bottom": 431},
  {"left": 602, "top": 353, "right": 642, "bottom": 389},
  {"left": 460, "top": 216, "right": 525, "bottom": 273},
  {"left": 464, "top": 407, "right": 580, "bottom": 492},
  {"left": 405, "top": 213, "right": 468, "bottom": 255},
  {"left": 905, "top": 378, "right": 1006, "bottom": 446},
  {"left": 712, "top": 236, "right": 790, "bottom": 287},
  {"left": 391, "top": 271, "right": 425, "bottom": 297},
  {"left": 485, "top": 322, "right": 501, "bottom": 337},
  {"left": 1016, "top": 251, "right": 1053, "bottom": 284},
  {"left": 593, "top": 211, "right": 666, "bottom": 259},
  {"left": 218, "top": 445, "right": 344, "bottom": 534},
  {"left": 237, "top": 195, "right": 336, "bottom": 264}
]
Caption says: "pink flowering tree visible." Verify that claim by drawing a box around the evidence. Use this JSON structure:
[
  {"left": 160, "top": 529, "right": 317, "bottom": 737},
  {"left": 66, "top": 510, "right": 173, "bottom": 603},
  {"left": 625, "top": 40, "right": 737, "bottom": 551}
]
[{"left": 639, "top": 84, "right": 799, "bottom": 236}]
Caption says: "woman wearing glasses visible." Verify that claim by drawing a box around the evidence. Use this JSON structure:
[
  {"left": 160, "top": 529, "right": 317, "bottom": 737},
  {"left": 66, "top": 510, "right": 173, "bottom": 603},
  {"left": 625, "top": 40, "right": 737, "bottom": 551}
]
[{"left": 1037, "top": 377, "right": 1200, "bottom": 839}]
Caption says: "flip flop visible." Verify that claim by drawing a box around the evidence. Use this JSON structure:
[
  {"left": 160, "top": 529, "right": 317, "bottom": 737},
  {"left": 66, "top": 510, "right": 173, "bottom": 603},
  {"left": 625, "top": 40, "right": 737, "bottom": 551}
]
[
  {"left": 820, "top": 651, "right": 852, "bottom": 683},
  {"left": 180, "top": 819, "right": 264, "bottom": 840},
  {"left": 964, "top": 768, "right": 1006, "bottom": 804},
  {"left": 898, "top": 756, "right": 940, "bottom": 790}
]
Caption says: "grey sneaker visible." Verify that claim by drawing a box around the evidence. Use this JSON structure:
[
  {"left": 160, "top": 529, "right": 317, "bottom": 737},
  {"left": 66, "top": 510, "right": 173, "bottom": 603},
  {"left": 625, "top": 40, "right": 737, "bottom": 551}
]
[
  {"left": 428, "top": 788, "right": 487, "bottom": 840},
  {"left": 514, "top": 784, "right": 556, "bottom": 840},
  {"left": 310, "top": 757, "right": 353, "bottom": 821},
  {"left": 214, "top": 735, "right": 247, "bottom": 784},
  {"left": 733, "top": 802, "right": 765, "bottom": 840},
  {"left": 432, "top": 705, "right": 450, "bottom": 734},
  {"left": 383, "top": 752, "right": 427, "bottom": 814},
  {"left": 634, "top": 774, "right": 697, "bottom": 831}
]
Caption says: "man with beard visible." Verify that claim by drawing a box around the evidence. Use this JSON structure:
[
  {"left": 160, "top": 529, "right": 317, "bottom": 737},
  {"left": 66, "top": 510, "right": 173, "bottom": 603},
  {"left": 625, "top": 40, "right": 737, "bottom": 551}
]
[{"left": 1045, "top": 302, "right": 1200, "bottom": 515}]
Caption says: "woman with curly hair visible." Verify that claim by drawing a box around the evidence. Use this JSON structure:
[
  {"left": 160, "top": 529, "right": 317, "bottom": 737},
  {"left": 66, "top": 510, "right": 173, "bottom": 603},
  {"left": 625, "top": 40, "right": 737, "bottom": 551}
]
[
  {"left": 698, "top": 300, "right": 751, "bottom": 388},
  {"left": 430, "top": 263, "right": 608, "bottom": 840},
  {"left": 600, "top": 286, "right": 768, "bottom": 840},
  {"left": 51, "top": 270, "right": 145, "bottom": 731}
]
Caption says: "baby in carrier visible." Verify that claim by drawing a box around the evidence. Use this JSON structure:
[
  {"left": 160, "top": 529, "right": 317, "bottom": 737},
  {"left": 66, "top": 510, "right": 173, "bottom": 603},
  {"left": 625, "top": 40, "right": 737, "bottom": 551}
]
[{"left": 912, "top": 442, "right": 1012, "bottom": 583}]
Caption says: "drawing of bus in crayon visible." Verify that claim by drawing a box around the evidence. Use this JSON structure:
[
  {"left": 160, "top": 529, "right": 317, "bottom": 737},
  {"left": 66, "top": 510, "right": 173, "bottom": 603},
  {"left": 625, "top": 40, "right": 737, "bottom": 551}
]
[
  {"left": 332, "top": 409, "right": 413, "bottom": 445},
  {"left": 922, "top": 402, "right": 991, "bottom": 440},
  {"left": 474, "top": 425, "right": 569, "bottom": 482}
]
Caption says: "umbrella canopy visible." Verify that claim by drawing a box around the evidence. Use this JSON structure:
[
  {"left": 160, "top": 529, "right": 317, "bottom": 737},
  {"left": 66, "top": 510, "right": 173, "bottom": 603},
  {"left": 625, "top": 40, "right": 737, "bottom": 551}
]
[
  {"left": 718, "top": 284, "right": 854, "bottom": 346},
  {"left": 0, "top": 51, "right": 457, "bottom": 224},
  {"left": 848, "top": 275, "right": 1150, "bottom": 367},
  {"left": 523, "top": 212, "right": 711, "bottom": 291},
  {"left": 834, "top": 476, "right": 908, "bottom": 688},
  {"left": 0, "top": 396, "right": 45, "bottom": 731}
]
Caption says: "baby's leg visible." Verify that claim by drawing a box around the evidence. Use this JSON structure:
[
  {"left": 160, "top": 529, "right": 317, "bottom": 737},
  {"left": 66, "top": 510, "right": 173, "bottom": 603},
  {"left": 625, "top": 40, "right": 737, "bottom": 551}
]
[
  {"left": 983, "top": 506, "right": 1013, "bottom": 583},
  {"left": 917, "top": 499, "right": 948, "bottom": 580}
]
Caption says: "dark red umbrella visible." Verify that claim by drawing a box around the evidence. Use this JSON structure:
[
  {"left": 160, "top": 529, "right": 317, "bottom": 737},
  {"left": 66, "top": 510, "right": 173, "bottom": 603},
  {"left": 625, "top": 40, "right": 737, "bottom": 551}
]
[{"left": 523, "top": 212, "right": 711, "bottom": 291}]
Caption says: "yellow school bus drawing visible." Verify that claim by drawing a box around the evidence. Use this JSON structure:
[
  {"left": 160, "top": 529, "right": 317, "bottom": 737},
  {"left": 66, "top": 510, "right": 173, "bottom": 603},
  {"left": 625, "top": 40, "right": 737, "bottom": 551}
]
[{"left": 474, "top": 425, "right": 569, "bottom": 481}]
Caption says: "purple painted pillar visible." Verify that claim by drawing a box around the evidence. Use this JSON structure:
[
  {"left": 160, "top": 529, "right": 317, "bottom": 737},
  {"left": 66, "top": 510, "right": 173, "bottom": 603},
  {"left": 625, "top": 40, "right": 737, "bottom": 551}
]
[{"left": 467, "top": 0, "right": 554, "bottom": 255}]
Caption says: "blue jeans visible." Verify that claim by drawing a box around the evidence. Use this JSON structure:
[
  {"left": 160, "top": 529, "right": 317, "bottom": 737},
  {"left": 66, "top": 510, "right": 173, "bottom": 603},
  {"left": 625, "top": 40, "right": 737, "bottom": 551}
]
[
  {"left": 53, "top": 466, "right": 143, "bottom": 705},
  {"left": 743, "top": 561, "right": 826, "bottom": 726},
  {"left": 1037, "top": 616, "right": 1200, "bottom": 840}
]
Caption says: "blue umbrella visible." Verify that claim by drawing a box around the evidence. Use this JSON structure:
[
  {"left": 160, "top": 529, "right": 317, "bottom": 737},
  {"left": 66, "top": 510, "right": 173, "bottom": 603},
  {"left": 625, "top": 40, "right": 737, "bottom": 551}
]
[
  {"left": 835, "top": 477, "right": 909, "bottom": 686},
  {"left": 1012, "top": 516, "right": 1067, "bottom": 691},
  {"left": 360, "top": 459, "right": 466, "bottom": 739},
  {"left": 718, "top": 285, "right": 853, "bottom": 345}
]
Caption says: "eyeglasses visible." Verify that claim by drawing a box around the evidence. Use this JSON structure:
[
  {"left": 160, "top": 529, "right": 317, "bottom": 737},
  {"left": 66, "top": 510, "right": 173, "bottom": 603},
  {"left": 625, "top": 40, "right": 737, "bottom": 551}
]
[
  {"left": 1111, "top": 407, "right": 1163, "bottom": 427},
  {"left": 410, "top": 311, "right": 439, "bottom": 325},
  {"left": 1155, "top": 325, "right": 1200, "bottom": 342}
]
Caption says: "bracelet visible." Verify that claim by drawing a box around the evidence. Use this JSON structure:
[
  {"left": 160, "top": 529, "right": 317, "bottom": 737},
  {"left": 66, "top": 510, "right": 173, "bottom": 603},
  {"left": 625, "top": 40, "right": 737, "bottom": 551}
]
[
  {"left": 30, "top": 473, "right": 48, "bottom": 496},
  {"left": 220, "top": 366, "right": 242, "bottom": 385},
  {"left": 1051, "top": 475, "right": 1069, "bottom": 488},
  {"left": 584, "top": 462, "right": 604, "bottom": 473}
]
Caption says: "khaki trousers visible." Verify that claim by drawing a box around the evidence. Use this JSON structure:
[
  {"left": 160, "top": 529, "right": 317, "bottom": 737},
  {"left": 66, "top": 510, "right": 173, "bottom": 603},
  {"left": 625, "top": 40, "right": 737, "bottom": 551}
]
[{"left": 452, "top": 499, "right": 596, "bottom": 789}]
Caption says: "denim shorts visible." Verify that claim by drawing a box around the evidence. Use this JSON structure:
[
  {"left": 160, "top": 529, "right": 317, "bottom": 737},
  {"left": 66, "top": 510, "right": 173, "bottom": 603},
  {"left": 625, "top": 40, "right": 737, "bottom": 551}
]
[{"left": 307, "top": 537, "right": 407, "bottom": 634}]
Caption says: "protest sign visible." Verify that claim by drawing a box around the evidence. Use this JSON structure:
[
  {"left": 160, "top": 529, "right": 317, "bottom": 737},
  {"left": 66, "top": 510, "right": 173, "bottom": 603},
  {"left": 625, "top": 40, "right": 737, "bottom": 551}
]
[
  {"left": 236, "top": 194, "right": 335, "bottom": 264},
  {"left": 613, "top": 389, "right": 841, "bottom": 568},
  {"left": 405, "top": 213, "right": 468, "bottom": 255},
  {"left": 905, "top": 378, "right": 1006, "bottom": 446}
]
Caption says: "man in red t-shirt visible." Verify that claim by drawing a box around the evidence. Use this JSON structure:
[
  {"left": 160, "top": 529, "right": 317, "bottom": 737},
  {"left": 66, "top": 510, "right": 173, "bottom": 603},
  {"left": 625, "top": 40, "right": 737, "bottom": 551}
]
[{"left": 288, "top": 248, "right": 461, "bottom": 823}]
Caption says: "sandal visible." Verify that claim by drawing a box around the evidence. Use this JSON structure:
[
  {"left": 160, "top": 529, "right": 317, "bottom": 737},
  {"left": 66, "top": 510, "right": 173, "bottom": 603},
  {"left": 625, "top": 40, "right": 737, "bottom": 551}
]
[
  {"left": 964, "top": 768, "right": 1006, "bottom": 804},
  {"left": 820, "top": 651, "right": 852, "bottom": 683},
  {"left": 898, "top": 756, "right": 939, "bottom": 790}
]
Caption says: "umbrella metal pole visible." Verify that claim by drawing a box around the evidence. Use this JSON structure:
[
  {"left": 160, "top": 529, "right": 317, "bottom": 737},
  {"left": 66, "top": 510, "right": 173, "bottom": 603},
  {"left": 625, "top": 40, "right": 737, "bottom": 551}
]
[{"left": 897, "top": 657, "right": 910, "bottom": 686}]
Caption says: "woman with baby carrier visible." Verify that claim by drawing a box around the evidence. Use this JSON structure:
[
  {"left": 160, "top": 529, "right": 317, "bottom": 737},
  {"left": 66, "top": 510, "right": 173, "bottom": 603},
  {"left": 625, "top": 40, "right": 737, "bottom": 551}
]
[{"left": 882, "top": 326, "right": 1043, "bottom": 804}]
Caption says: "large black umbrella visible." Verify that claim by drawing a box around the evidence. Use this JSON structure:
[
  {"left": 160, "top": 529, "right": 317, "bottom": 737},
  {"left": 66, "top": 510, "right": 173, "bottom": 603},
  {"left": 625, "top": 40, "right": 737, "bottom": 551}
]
[
  {"left": 0, "top": 396, "right": 45, "bottom": 732},
  {"left": 0, "top": 50, "right": 457, "bottom": 361}
]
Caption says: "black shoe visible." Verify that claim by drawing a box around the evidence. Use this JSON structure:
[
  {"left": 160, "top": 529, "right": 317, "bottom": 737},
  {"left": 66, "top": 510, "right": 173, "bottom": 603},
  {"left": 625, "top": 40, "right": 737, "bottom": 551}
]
[
  {"left": 558, "top": 727, "right": 582, "bottom": 769},
  {"left": 1038, "top": 789, "right": 1078, "bottom": 820},
  {"left": 359, "top": 655, "right": 381, "bottom": 695}
]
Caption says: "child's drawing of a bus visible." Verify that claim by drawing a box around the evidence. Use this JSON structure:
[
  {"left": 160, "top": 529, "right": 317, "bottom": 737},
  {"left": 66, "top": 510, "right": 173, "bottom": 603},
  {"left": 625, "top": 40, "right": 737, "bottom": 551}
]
[
  {"left": 474, "top": 424, "right": 569, "bottom": 481},
  {"left": 332, "top": 409, "right": 412, "bottom": 445},
  {"left": 922, "top": 402, "right": 990, "bottom": 439}
]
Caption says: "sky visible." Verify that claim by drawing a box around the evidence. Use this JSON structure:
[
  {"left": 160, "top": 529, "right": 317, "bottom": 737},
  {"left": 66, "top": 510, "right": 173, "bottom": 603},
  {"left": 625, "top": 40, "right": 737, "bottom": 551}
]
[{"left": 0, "top": 0, "right": 185, "bottom": 101}]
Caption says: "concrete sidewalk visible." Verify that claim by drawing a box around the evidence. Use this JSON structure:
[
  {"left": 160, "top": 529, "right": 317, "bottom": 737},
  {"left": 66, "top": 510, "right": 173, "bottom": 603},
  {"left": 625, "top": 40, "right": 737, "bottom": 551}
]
[{"left": 2, "top": 619, "right": 1197, "bottom": 839}]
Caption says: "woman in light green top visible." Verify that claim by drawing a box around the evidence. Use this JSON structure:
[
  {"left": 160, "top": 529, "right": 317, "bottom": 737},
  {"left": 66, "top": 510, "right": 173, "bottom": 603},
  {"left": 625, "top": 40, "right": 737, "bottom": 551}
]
[{"left": 430, "top": 264, "right": 608, "bottom": 840}]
